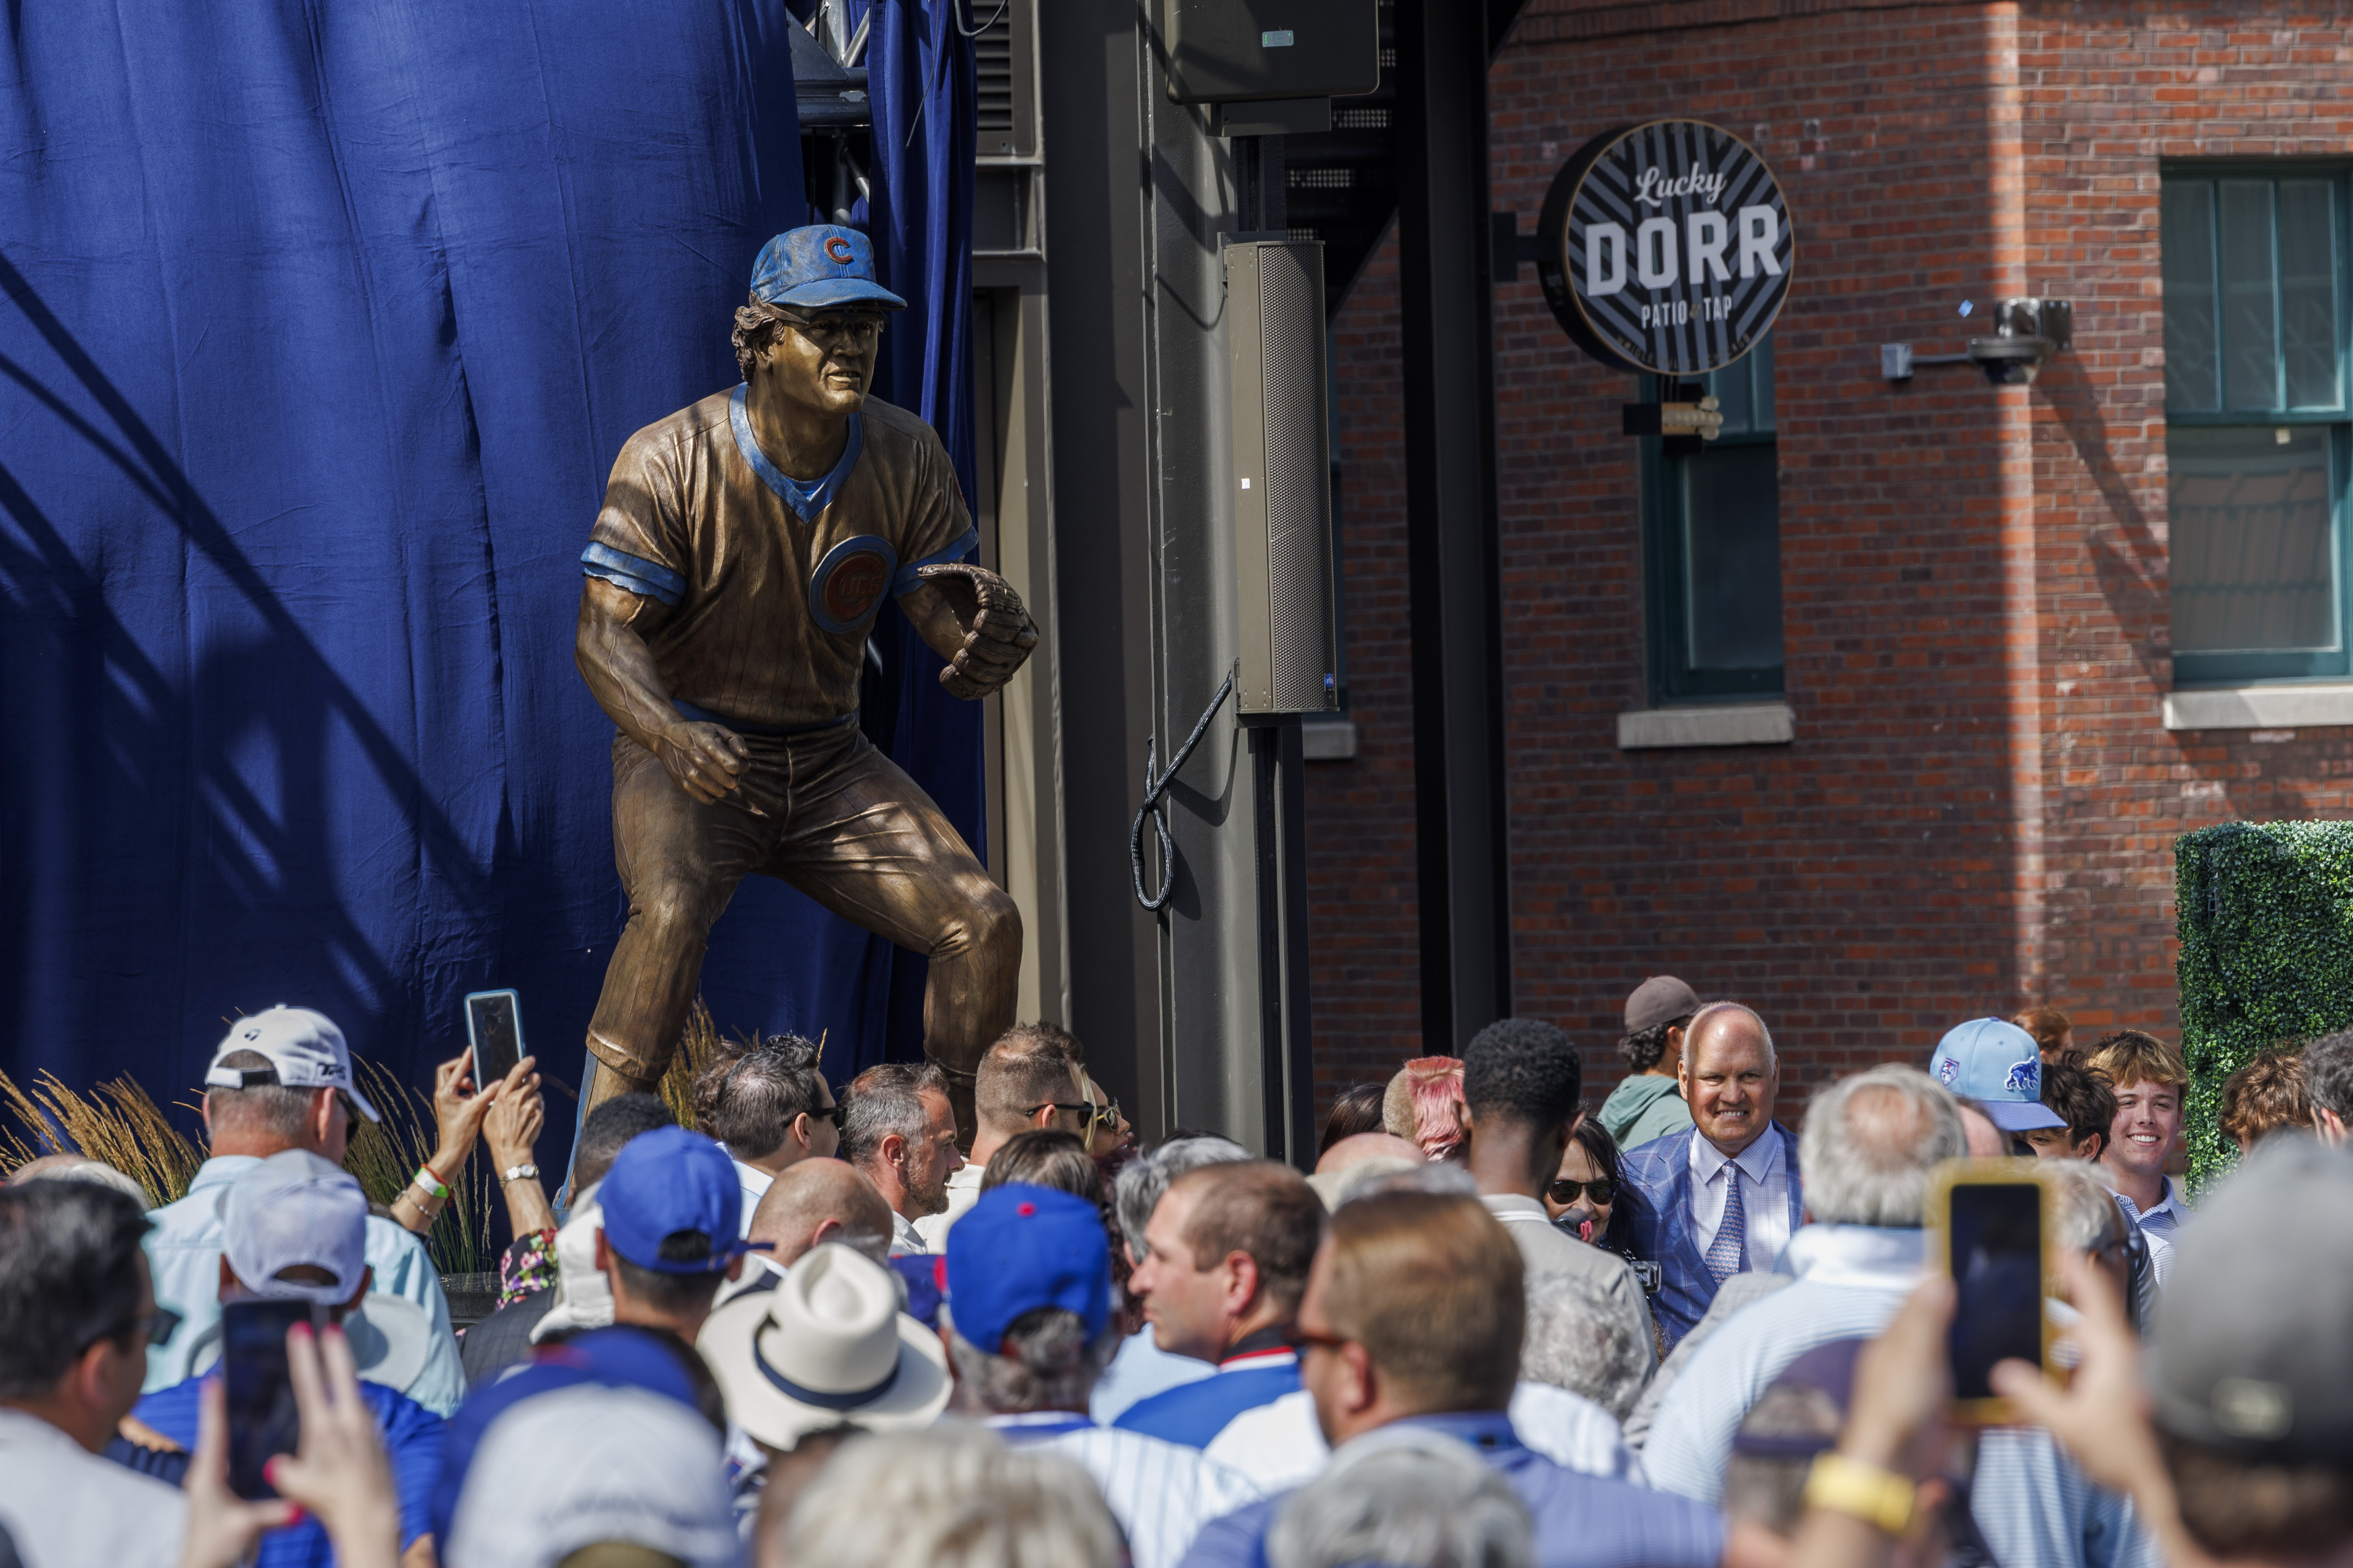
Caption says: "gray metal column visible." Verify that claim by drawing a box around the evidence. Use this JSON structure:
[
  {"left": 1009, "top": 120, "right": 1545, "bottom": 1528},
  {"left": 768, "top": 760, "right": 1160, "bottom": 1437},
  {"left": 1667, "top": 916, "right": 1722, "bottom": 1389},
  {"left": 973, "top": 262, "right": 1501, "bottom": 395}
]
[
  {"left": 1038, "top": 4, "right": 1274, "bottom": 1149},
  {"left": 1394, "top": 0, "right": 1513, "bottom": 1050}
]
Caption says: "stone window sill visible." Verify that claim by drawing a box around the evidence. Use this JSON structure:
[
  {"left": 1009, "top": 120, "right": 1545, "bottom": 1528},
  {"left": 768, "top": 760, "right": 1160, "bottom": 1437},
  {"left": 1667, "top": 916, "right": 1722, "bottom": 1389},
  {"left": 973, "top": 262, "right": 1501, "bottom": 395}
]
[
  {"left": 1618, "top": 702, "right": 1795, "bottom": 750},
  {"left": 2164, "top": 684, "right": 2353, "bottom": 731},
  {"left": 1301, "top": 714, "right": 1359, "bottom": 761}
]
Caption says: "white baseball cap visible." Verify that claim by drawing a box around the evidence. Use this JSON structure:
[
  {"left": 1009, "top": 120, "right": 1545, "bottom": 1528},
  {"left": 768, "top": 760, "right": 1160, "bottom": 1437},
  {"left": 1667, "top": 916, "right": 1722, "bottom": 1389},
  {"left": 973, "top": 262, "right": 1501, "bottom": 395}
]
[
  {"left": 204, "top": 1006, "right": 379, "bottom": 1123},
  {"left": 447, "top": 1384, "right": 740, "bottom": 1568},
  {"left": 221, "top": 1149, "right": 369, "bottom": 1306}
]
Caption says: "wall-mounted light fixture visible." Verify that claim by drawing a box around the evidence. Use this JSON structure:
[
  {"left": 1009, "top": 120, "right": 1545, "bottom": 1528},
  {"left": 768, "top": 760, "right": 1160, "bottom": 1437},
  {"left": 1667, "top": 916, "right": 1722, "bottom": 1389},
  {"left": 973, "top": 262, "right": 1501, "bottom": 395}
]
[{"left": 1882, "top": 298, "right": 2073, "bottom": 385}]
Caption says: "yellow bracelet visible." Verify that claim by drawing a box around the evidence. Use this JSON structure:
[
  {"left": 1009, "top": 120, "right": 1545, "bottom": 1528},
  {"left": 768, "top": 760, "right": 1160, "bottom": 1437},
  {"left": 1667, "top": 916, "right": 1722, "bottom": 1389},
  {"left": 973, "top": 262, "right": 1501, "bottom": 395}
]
[{"left": 1805, "top": 1453, "right": 1915, "bottom": 1535}]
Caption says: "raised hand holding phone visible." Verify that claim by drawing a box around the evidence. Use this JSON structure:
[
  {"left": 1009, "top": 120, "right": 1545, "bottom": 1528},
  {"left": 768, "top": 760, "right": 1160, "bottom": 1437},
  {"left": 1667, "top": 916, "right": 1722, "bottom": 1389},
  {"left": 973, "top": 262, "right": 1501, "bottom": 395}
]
[
  {"left": 1924, "top": 1158, "right": 2058, "bottom": 1425},
  {"left": 265, "top": 1322, "right": 399, "bottom": 1568}
]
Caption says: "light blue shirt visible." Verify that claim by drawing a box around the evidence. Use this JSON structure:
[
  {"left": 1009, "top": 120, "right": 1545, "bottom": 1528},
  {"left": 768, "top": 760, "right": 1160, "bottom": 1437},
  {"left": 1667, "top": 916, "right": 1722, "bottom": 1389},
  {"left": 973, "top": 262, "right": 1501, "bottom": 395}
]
[
  {"left": 1091, "top": 1326, "right": 1216, "bottom": 1425},
  {"left": 142, "top": 1156, "right": 465, "bottom": 1416},
  {"left": 1641, "top": 1223, "right": 2159, "bottom": 1568},
  {"left": 2114, "top": 1177, "right": 2188, "bottom": 1290}
]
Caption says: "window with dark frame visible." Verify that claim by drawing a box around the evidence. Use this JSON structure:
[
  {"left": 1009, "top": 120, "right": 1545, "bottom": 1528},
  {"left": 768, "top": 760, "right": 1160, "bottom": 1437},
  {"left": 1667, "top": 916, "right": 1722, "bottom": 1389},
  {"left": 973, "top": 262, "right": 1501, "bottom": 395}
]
[
  {"left": 1641, "top": 333, "right": 1784, "bottom": 702},
  {"left": 2162, "top": 169, "right": 2349, "bottom": 686}
]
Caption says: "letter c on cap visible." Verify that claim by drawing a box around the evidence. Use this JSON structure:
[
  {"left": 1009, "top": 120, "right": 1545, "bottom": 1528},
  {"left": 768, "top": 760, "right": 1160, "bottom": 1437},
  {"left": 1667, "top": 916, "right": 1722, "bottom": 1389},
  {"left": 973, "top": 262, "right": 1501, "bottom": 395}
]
[{"left": 825, "top": 236, "right": 855, "bottom": 264}]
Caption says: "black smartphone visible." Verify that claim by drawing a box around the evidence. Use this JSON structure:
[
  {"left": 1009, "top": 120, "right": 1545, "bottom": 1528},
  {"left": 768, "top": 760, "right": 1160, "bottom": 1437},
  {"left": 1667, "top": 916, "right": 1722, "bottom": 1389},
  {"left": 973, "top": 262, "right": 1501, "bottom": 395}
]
[
  {"left": 222, "top": 1299, "right": 318, "bottom": 1500},
  {"left": 464, "top": 988, "right": 526, "bottom": 1091},
  {"left": 1929, "top": 1160, "right": 2054, "bottom": 1424}
]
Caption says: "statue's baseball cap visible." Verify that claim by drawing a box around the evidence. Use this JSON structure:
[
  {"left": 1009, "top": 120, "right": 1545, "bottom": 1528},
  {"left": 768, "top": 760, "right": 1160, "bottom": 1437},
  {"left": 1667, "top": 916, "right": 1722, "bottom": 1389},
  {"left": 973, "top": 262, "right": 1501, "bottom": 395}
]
[
  {"left": 1624, "top": 975, "right": 1702, "bottom": 1033},
  {"left": 748, "top": 225, "right": 908, "bottom": 312},
  {"left": 203, "top": 1006, "right": 379, "bottom": 1124},
  {"left": 1928, "top": 1018, "right": 2064, "bottom": 1131},
  {"left": 597, "top": 1126, "right": 760, "bottom": 1274},
  {"left": 2151, "top": 1137, "right": 2353, "bottom": 1460},
  {"left": 944, "top": 1184, "right": 1110, "bottom": 1354}
]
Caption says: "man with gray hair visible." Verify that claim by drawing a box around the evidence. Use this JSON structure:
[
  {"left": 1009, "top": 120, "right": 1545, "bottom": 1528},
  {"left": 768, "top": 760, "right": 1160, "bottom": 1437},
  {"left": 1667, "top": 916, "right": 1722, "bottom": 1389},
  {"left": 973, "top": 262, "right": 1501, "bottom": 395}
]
[
  {"left": 1621, "top": 1001, "right": 1802, "bottom": 1350},
  {"left": 839, "top": 1062, "right": 964, "bottom": 1256},
  {"left": 1265, "top": 1427, "right": 1534, "bottom": 1568},
  {"left": 1094, "top": 1136, "right": 1253, "bottom": 1423},
  {"left": 1641, "top": 1065, "right": 2155, "bottom": 1568}
]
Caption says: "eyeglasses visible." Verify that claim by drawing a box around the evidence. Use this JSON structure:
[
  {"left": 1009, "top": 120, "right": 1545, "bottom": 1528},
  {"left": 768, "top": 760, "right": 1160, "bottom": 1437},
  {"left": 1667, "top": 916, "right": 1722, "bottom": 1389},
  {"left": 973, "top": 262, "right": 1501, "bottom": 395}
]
[
  {"left": 805, "top": 1103, "right": 847, "bottom": 1128},
  {"left": 79, "top": 1305, "right": 182, "bottom": 1355},
  {"left": 1293, "top": 1326, "right": 1352, "bottom": 1356},
  {"left": 1026, "top": 1102, "right": 1095, "bottom": 1120},
  {"left": 1090, "top": 1095, "right": 1124, "bottom": 1131},
  {"left": 1546, "top": 1177, "right": 1617, "bottom": 1207}
]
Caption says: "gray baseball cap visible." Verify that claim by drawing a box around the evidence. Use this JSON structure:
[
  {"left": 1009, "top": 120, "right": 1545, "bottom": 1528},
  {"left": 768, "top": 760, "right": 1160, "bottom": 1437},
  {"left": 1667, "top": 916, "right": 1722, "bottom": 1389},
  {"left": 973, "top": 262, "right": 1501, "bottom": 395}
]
[
  {"left": 1625, "top": 976, "right": 1702, "bottom": 1034},
  {"left": 2149, "top": 1136, "right": 2353, "bottom": 1459}
]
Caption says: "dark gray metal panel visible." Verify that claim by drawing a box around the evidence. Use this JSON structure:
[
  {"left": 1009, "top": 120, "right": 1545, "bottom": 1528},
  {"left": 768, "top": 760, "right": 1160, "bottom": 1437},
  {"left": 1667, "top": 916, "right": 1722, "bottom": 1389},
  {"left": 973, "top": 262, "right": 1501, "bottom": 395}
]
[
  {"left": 1394, "top": 0, "right": 1513, "bottom": 1050},
  {"left": 1038, "top": 5, "right": 1168, "bottom": 1135},
  {"left": 1039, "top": 0, "right": 1276, "bottom": 1148}
]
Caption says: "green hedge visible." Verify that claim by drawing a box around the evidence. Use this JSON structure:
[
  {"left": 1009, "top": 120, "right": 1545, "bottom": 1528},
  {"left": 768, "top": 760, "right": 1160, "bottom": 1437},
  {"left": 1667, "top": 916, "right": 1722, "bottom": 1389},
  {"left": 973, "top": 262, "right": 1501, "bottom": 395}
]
[{"left": 2176, "top": 821, "right": 2353, "bottom": 1191}]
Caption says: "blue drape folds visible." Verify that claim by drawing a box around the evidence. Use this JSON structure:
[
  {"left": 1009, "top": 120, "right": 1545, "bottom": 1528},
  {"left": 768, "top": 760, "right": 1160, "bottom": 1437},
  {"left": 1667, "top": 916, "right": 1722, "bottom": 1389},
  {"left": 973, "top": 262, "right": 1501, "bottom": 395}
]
[
  {"left": 0, "top": 0, "right": 978, "bottom": 1116},
  {"left": 842, "top": 0, "right": 984, "bottom": 1067}
]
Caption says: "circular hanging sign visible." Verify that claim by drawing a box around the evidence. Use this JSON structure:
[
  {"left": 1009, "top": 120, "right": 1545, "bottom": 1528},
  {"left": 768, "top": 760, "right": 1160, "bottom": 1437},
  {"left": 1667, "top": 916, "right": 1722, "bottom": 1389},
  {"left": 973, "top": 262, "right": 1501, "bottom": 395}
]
[{"left": 1535, "top": 120, "right": 1794, "bottom": 377}]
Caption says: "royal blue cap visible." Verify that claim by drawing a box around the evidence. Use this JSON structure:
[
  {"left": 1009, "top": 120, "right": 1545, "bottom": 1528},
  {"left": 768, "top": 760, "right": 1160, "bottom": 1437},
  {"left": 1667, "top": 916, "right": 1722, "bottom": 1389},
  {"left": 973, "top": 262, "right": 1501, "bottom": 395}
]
[
  {"left": 1930, "top": 1019, "right": 2066, "bottom": 1132},
  {"left": 597, "top": 1125, "right": 754, "bottom": 1273},
  {"left": 944, "top": 1185, "right": 1110, "bottom": 1354},
  {"left": 748, "top": 225, "right": 908, "bottom": 312}
]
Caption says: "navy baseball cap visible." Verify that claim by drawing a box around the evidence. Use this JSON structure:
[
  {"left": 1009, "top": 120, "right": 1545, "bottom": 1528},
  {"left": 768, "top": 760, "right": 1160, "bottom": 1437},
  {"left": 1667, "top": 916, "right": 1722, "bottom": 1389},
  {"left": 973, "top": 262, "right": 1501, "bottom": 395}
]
[
  {"left": 944, "top": 1184, "right": 1110, "bottom": 1354},
  {"left": 748, "top": 225, "right": 908, "bottom": 312},
  {"left": 596, "top": 1125, "right": 758, "bottom": 1273},
  {"left": 1930, "top": 1019, "right": 2066, "bottom": 1132}
]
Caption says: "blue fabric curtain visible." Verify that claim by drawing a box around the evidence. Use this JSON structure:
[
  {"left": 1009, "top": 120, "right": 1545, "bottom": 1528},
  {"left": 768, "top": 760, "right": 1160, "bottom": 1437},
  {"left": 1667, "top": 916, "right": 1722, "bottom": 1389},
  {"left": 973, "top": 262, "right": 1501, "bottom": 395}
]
[
  {"left": 843, "top": 0, "right": 984, "bottom": 1066},
  {"left": 0, "top": 0, "right": 978, "bottom": 1127}
]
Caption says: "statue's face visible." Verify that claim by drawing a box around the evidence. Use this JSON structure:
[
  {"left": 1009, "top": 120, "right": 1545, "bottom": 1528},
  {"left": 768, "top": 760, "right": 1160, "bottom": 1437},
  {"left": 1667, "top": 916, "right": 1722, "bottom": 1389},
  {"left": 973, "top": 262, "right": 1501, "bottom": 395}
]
[{"left": 759, "top": 308, "right": 885, "bottom": 416}]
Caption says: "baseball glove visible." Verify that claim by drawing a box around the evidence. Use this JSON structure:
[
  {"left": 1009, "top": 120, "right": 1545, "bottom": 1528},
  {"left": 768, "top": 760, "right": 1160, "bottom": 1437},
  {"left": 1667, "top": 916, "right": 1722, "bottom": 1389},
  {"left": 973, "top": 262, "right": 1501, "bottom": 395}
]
[{"left": 916, "top": 562, "right": 1040, "bottom": 699}]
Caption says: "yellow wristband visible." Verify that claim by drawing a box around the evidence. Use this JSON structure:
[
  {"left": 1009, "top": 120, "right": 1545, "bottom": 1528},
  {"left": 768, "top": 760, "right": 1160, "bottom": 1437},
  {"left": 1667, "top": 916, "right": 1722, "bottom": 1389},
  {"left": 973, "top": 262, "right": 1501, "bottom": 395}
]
[{"left": 1805, "top": 1453, "right": 1915, "bottom": 1535}]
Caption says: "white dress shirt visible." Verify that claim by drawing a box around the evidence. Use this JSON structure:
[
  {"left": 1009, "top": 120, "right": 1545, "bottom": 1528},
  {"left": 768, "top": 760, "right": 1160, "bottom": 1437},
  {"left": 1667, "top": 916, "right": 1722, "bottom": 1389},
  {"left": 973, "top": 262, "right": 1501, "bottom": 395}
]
[
  {"left": 1203, "top": 1383, "right": 1641, "bottom": 1492},
  {"left": 989, "top": 1412, "right": 1264, "bottom": 1568},
  {"left": 0, "top": 1406, "right": 185, "bottom": 1568},
  {"left": 729, "top": 1155, "right": 773, "bottom": 1238},
  {"left": 889, "top": 1208, "right": 928, "bottom": 1256},
  {"left": 2114, "top": 1176, "right": 2188, "bottom": 1289},
  {"left": 1688, "top": 1130, "right": 1791, "bottom": 1274}
]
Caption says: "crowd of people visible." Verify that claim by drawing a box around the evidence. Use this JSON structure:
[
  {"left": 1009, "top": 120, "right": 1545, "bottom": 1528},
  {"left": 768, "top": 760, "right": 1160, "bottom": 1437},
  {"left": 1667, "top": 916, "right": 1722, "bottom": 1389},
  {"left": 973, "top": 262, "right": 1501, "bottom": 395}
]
[{"left": 4, "top": 983, "right": 2351, "bottom": 1568}]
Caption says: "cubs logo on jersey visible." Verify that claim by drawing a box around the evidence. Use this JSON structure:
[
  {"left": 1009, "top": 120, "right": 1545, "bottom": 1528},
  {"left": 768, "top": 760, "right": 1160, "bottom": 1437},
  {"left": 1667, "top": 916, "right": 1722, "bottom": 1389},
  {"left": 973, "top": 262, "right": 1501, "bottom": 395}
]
[{"left": 810, "top": 534, "right": 899, "bottom": 635}]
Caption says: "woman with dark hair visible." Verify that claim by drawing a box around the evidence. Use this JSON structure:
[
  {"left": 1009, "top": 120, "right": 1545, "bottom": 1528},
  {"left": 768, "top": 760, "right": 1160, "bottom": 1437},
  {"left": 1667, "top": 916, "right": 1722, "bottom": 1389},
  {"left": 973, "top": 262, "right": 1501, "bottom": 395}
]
[
  {"left": 1545, "top": 1118, "right": 1637, "bottom": 1257},
  {"left": 1316, "top": 1082, "right": 1387, "bottom": 1158}
]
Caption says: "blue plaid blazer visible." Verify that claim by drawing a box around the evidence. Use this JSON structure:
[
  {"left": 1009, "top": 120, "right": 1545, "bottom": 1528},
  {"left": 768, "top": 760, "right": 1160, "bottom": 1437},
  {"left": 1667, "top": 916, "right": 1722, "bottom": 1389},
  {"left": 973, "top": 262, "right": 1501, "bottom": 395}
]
[{"left": 1620, "top": 1122, "right": 1803, "bottom": 1353}]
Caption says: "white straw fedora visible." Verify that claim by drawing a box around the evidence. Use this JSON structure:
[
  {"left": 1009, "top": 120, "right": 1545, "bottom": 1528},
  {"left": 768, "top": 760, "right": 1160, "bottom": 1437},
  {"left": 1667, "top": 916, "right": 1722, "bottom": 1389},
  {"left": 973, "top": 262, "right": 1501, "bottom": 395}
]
[{"left": 697, "top": 1242, "right": 950, "bottom": 1449}]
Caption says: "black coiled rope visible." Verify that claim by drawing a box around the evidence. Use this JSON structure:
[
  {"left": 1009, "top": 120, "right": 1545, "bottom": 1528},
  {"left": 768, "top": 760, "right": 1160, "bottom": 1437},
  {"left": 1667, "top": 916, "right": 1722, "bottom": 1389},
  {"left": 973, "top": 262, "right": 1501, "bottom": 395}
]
[{"left": 1129, "top": 665, "right": 1238, "bottom": 911}]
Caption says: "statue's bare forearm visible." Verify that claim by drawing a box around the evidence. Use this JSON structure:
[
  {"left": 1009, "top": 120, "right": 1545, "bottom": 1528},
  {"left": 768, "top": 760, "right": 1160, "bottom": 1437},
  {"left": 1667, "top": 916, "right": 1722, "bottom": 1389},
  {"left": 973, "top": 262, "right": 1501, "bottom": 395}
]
[{"left": 575, "top": 578, "right": 686, "bottom": 753}]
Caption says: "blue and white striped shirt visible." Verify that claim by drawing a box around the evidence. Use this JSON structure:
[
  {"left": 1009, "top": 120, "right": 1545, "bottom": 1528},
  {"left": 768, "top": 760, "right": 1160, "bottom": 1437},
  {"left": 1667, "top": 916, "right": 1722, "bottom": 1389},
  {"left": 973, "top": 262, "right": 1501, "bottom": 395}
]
[{"left": 990, "top": 1412, "right": 1265, "bottom": 1568}]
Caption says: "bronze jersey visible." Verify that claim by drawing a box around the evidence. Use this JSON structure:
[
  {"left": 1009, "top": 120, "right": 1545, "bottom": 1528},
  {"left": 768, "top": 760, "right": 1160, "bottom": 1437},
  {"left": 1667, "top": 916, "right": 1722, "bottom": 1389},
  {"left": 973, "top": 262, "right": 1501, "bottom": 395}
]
[{"left": 581, "top": 387, "right": 975, "bottom": 732}]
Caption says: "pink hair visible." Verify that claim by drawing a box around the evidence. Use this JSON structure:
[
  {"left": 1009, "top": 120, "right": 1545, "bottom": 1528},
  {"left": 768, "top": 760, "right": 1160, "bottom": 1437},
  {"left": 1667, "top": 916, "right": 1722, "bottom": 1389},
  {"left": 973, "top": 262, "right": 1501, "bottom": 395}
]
[{"left": 1384, "top": 1055, "right": 1466, "bottom": 1161}]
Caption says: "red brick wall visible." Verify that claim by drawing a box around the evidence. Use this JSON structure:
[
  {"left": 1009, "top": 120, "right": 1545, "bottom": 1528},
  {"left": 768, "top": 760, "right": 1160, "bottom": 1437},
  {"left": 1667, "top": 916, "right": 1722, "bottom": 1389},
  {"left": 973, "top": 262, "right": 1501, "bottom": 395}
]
[{"left": 1305, "top": 0, "right": 2353, "bottom": 1120}]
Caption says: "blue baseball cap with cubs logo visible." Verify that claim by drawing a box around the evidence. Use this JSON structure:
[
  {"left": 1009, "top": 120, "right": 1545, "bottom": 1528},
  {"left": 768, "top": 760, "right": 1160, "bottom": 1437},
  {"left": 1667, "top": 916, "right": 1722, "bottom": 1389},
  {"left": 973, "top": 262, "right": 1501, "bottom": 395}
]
[
  {"left": 748, "top": 225, "right": 908, "bottom": 312},
  {"left": 1929, "top": 1018, "right": 2066, "bottom": 1132}
]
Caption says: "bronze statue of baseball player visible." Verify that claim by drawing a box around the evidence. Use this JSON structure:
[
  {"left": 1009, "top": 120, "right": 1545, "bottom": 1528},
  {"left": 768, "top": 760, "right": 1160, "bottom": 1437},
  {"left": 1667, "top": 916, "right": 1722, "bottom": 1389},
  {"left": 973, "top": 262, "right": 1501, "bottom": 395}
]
[{"left": 573, "top": 225, "right": 1034, "bottom": 1142}]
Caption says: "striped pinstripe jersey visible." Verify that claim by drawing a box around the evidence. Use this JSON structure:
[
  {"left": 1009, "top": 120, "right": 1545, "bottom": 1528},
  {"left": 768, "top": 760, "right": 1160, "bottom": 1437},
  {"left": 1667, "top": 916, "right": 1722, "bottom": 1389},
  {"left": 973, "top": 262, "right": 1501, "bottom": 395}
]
[
  {"left": 582, "top": 388, "right": 976, "bottom": 732},
  {"left": 989, "top": 1413, "right": 1267, "bottom": 1568}
]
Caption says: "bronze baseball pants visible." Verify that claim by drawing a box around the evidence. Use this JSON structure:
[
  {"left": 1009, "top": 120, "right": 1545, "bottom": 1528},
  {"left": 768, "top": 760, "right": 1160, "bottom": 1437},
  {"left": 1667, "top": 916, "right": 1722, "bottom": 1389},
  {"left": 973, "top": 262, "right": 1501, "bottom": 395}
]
[{"left": 583, "top": 721, "right": 1019, "bottom": 1095}]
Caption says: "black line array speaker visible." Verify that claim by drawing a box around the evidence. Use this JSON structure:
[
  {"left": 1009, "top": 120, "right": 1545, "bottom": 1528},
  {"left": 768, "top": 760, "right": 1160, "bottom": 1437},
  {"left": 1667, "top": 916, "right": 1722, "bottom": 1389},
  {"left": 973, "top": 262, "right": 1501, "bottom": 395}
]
[{"left": 1225, "top": 239, "right": 1338, "bottom": 717}]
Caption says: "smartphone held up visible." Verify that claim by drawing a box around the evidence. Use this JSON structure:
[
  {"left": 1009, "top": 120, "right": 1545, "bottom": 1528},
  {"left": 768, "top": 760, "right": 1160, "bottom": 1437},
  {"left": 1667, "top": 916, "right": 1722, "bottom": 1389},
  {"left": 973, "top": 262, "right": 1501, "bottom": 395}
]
[
  {"left": 463, "top": 988, "right": 526, "bottom": 1092},
  {"left": 222, "top": 1298, "right": 326, "bottom": 1500},
  {"left": 1925, "top": 1158, "right": 2061, "bottom": 1426}
]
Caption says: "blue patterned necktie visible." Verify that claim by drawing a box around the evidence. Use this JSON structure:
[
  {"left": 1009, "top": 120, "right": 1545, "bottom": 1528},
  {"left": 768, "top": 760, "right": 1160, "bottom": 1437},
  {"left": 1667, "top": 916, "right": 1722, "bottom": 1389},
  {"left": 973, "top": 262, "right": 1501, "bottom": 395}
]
[{"left": 1705, "top": 1167, "right": 1747, "bottom": 1286}]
